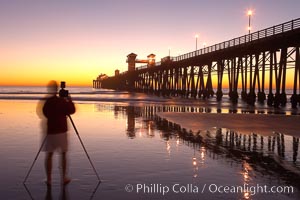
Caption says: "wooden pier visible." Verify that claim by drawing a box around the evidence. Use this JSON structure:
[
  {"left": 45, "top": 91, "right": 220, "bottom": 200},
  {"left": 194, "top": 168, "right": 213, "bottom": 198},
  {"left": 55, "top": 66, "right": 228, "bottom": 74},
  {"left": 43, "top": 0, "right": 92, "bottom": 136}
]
[{"left": 94, "top": 18, "right": 300, "bottom": 108}]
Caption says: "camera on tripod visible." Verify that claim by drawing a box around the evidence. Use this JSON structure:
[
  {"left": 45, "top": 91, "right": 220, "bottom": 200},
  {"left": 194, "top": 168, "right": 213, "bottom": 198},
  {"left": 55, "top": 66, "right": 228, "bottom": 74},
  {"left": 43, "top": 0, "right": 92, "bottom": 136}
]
[{"left": 59, "top": 81, "right": 69, "bottom": 98}]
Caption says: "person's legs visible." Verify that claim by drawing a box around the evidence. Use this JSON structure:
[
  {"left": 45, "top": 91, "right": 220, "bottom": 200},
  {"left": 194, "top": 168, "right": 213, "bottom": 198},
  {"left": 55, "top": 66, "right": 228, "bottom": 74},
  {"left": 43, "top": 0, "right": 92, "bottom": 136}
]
[
  {"left": 45, "top": 152, "right": 53, "bottom": 185},
  {"left": 61, "top": 152, "right": 71, "bottom": 185}
]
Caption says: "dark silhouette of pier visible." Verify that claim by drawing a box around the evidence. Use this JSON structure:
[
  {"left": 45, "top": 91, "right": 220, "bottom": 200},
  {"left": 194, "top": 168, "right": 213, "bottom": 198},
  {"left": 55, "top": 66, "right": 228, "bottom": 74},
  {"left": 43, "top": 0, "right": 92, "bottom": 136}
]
[{"left": 94, "top": 18, "right": 300, "bottom": 108}]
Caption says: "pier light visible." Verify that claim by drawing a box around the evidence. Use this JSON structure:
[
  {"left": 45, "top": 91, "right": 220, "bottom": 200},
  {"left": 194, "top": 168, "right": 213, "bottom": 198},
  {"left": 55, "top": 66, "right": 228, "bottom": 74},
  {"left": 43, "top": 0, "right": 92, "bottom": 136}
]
[
  {"left": 247, "top": 10, "right": 253, "bottom": 16},
  {"left": 247, "top": 9, "right": 253, "bottom": 34},
  {"left": 195, "top": 34, "right": 199, "bottom": 51},
  {"left": 203, "top": 42, "right": 206, "bottom": 48}
]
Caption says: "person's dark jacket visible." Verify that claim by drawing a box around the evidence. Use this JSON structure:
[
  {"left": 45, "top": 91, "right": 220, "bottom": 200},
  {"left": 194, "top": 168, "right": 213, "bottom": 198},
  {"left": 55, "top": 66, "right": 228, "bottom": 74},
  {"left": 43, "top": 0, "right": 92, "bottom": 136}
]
[{"left": 43, "top": 95, "right": 76, "bottom": 134}]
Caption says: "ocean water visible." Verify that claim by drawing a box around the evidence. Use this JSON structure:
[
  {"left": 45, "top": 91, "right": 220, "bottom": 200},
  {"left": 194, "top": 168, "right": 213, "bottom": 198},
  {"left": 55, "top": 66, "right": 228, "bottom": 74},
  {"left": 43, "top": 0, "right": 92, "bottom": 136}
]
[
  {"left": 0, "top": 86, "right": 300, "bottom": 200},
  {"left": 0, "top": 86, "right": 298, "bottom": 115}
]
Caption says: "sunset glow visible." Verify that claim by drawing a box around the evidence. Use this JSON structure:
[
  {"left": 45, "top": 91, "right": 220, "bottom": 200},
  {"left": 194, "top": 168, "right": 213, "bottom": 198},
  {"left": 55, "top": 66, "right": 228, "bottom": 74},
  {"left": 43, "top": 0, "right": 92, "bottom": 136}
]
[{"left": 0, "top": 0, "right": 299, "bottom": 87}]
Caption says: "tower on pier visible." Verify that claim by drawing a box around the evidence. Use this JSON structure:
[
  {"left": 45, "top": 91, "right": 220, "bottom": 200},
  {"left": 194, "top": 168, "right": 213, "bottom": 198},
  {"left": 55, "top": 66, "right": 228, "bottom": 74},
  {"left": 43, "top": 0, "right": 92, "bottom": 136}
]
[{"left": 127, "top": 53, "right": 137, "bottom": 72}]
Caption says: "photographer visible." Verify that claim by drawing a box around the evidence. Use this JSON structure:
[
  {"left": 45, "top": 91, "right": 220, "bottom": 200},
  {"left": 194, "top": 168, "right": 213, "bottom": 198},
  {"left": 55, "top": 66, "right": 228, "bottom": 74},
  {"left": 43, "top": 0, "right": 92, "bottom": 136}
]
[{"left": 42, "top": 80, "right": 76, "bottom": 186}]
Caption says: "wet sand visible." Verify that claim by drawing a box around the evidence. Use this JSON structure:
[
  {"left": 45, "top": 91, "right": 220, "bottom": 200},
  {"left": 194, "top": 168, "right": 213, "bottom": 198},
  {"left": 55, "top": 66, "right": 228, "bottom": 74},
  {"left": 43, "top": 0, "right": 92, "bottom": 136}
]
[
  {"left": 1, "top": 100, "right": 300, "bottom": 199},
  {"left": 157, "top": 112, "right": 300, "bottom": 137}
]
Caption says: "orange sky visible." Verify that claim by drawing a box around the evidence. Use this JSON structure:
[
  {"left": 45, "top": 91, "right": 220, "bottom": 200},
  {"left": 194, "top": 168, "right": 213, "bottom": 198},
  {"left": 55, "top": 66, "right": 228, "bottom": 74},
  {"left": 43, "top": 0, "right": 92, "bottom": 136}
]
[{"left": 0, "top": 1, "right": 299, "bottom": 87}]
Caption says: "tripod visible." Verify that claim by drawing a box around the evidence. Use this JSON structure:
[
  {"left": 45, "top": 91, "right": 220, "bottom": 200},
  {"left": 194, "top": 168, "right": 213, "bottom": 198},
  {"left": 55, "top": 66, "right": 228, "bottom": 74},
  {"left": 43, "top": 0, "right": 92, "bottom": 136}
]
[
  {"left": 23, "top": 115, "right": 101, "bottom": 183},
  {"left": 68, "top": 115, "right": 101, "bottom": 181},
  {"left": 23, "top": 135, "right": 47, "bottom": 184}
]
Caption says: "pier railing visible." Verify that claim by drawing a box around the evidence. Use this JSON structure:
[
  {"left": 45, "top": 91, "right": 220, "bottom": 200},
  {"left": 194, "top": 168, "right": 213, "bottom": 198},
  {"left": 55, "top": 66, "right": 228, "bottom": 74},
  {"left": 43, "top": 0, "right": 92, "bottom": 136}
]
[
  {"left": 130, "top": 18, "right": 300, "bottom": 72},
  {"left": 176, "top": 18, "right": 300, "bottom": 62}
]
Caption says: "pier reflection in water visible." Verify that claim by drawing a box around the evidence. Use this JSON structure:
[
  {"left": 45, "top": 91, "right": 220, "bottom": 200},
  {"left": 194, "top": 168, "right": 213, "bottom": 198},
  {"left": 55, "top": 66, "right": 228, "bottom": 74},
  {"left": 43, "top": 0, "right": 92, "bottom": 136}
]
[
  {"left": 3, "top": 101, "right": 300, "bottom": 200},
  {"left": 95, "top": 104, "right": 300, "bottom": 198}
]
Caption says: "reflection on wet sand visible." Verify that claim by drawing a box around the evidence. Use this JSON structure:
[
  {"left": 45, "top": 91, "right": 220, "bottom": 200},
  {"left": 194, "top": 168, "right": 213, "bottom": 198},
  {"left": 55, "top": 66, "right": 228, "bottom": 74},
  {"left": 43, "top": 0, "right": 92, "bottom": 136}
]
[
  {"left": 24, "top": 178, "right": 101, "bottom": 200},
  {"left": 294, "top": 137, "right": 299, "bottom": 163},
  {"left": 96, "top": 103, "right": 300, "bottom": 116},
  {"left": 95, "top": 104, "right": 300, "bottom": 192},
  {"left": 155, "top": 116, "right": 300, "bottom": 188},
  {"left": 44, "top": 185, "right": 68, "bottom": 200},
  {"left": 126, "top": 106, "right": 136, "bottom": 138},
  {"left": 242, "top": 161, "right": 252, "bottom": 199}
]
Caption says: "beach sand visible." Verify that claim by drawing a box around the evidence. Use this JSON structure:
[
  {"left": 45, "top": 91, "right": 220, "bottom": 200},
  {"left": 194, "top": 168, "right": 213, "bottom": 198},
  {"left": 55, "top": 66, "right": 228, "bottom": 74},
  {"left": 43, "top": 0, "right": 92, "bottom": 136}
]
[
  {"left": 1, "top": 100, "right": 300, "bottom": 199},
  {"left": 157, "top": 112, "right": 300, "bottom": 137}
]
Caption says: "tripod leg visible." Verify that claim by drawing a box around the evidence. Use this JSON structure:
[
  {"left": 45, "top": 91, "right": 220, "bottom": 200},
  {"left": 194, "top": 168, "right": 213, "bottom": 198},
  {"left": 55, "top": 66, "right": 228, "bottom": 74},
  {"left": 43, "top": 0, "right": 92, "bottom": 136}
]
[
  {"left": 68, "top": 115, "right": 101, "bottom": 182},
  {"left": 23, "top": 135, "right": 47, "bottom": 184}
]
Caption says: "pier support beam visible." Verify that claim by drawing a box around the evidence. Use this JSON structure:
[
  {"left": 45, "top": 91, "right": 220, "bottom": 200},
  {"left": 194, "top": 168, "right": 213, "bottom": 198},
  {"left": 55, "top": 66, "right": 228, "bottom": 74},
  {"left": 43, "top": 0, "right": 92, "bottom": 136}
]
[
  {"left": 247, "top": 54, "right": 256, "bottom": 106},
  {"left": 267, "top": 51, "right": 275, "bottom": 106},
  {"left": 216, "top": 60, "right": 224, "bottom": 101},
  {"left": 258, "top": 52, "right": 266, "bottom": 103},
  {"left": 241, "top": 56, "right": 248, "bottom": 101},
  {"left": 291, "top": 47, "right": 300, "bottom": 108},
  {"left": 206, "top": 63, "right": 214, "bottom": 98}
]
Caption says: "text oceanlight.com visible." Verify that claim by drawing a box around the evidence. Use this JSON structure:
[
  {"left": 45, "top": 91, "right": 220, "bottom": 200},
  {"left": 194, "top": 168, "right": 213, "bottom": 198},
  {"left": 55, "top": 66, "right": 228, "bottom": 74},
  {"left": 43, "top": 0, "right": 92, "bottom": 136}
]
[{"left": 124, "top": 183, "right": 294, "bottom": 196}]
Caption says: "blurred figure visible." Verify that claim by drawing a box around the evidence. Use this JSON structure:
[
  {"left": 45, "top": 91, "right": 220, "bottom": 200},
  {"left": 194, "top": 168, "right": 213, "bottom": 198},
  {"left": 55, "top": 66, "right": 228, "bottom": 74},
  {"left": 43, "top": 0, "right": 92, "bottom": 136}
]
[{"left": 42, "top": 80, "right": 76, "bottom": 186}]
